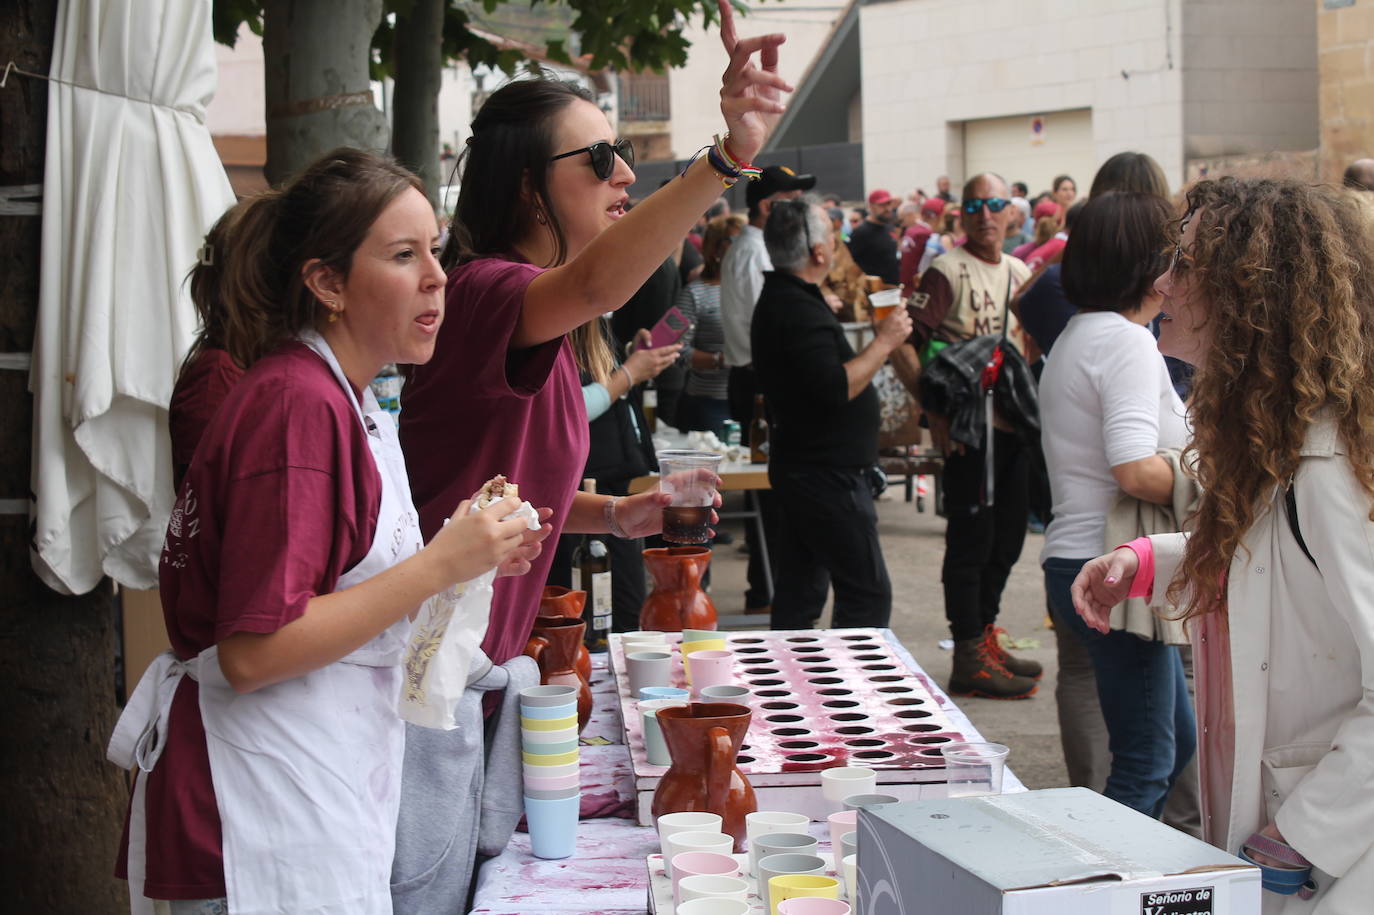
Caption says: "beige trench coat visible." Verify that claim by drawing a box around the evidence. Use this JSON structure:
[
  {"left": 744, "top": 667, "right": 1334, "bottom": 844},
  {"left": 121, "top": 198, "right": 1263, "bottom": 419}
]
[{"left": 1149, "top": 416, "right": 1374, "bottom": 914}]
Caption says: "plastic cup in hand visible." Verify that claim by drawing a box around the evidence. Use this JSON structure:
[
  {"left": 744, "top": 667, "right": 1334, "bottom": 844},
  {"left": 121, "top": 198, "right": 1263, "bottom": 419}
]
[
  {"left": 657, "top": 450, "right": 723, "bottom": 544},
  {"left": 940, "top": 741, "right": 1010, "bottom": 797}
]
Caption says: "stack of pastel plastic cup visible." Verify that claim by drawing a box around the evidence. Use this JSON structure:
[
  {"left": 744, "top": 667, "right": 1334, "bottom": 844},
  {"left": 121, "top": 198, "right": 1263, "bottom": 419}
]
[{"left": 520, "top": 684, "right": 581, "bottom": 859}]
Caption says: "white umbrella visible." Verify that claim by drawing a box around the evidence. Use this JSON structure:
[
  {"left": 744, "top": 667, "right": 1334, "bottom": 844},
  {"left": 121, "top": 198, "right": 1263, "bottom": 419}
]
[{"left": 30, "top": 0, "right": 236, "bottom": 594}]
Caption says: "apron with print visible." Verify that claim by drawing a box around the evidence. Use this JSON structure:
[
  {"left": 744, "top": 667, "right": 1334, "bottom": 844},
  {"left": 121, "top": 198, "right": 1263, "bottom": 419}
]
[{"left": 110, "top": 331, "right": 422, "bottom": 914}]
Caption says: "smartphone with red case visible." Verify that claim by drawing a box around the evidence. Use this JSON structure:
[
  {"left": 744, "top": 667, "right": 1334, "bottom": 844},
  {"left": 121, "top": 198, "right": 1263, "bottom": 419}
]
[{"left": 646, "top": 307, "right": 691, "bottom": 349}]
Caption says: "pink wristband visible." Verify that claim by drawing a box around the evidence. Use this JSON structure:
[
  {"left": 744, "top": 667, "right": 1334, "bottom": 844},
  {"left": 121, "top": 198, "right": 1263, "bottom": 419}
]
[{"left": 1118, "top": 537, "right": 1155, "bottom": 601}]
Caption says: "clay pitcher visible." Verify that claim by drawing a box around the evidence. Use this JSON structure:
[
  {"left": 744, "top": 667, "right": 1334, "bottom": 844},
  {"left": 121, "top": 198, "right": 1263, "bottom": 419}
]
[
  {"left": 640, "top": 547, "right": 717, "bottom": 632},
  {"left": 651, "top": 702, "right": 757, "bottom": 851},
  {"left": 538, "top": 586, "right": 592, "bottom": 681},
  {"left": 524, "top": 617, "right": 593, "bottom": 731}
]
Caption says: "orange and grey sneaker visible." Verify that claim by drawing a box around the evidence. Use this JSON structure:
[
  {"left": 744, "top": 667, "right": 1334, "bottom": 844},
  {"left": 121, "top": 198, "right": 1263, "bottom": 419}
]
[
  {"left": 948, "top": 636, "right": 1038, "bottom": 700},
  {"left": 983, "top": 625, "right": 1044, "bottom": 681}
]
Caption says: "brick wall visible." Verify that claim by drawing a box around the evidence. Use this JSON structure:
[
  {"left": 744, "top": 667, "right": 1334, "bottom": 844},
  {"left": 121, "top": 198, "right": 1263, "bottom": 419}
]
[{"left": 1318, "top": 0, "right": 1374, "bottom": 182}]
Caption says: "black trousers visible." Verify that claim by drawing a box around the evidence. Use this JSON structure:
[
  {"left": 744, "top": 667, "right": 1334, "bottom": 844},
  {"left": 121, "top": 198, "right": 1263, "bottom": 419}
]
[
  {"left": 727, "top": 366, "right": 776, "bottom": 609},
  {"left": 768, "top": 465, "right": 892, "bottom": 631},
  {"left": 940, "top": 428, "right": 1030, "bottom": 641},
  {"left": 547, "top": 478, "right": 647, "bottom": 633}
]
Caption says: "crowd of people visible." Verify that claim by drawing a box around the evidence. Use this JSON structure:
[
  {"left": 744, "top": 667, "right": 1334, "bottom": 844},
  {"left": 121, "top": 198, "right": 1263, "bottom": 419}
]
[{"left": 107, "top": 0, "right": 1374, "bottom": 910}]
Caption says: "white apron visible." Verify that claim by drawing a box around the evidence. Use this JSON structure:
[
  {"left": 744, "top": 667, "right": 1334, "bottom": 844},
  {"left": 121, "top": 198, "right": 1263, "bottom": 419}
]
[{"left": 110, "top": 331, "right": 421, "bottom": 914}]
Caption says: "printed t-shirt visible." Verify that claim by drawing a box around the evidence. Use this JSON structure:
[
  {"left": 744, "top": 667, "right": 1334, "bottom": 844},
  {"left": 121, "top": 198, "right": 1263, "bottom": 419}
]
[
  {"left": 400, "top": 257, "right": 589, "bottom": 666},
  {"left": 169, "top": 347, "right": 244, "bottom": 491},
  {"left": 1025, "top": 234, "right": 1067, "bottom": 273},
  {"left": 905, "top": 246, "right": 1031, "bottom": 352},
  {"left": 119, "top": 341, "right": 383, "bottom": 899}
]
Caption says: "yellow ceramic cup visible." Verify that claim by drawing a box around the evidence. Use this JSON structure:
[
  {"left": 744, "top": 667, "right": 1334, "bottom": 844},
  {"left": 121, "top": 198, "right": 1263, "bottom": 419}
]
[
  {"left": 680, "top": 638, "right": 727, "bottom": 684},
  {"left": 768, "top": 874, "right": 841, "bottom": 915},
  {"left": 521, "top": 715, "right": 579, "bottom": 731},
  {"left": 521, "top": 748, "right": 580, "bottom": 767}
]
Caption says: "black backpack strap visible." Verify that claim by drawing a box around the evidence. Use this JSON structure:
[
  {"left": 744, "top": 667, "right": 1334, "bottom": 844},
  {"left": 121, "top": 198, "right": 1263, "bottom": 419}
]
[{"left": 1285, "top": 482, "right": 1317, "bottom": 569}]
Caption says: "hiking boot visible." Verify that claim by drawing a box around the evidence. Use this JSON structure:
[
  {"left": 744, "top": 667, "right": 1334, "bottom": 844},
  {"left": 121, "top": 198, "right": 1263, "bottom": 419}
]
[
  {"left": 983, "top": 625, "right": 1044, "bottom": 680},
  {"left": 949, "top": 636, "right": 1038, "bottom": 700}
]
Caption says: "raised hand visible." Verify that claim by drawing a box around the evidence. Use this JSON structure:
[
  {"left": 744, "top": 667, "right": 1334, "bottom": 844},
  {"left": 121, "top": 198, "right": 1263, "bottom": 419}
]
[
  {"left": 717, "top": 0, "right": 791, "bottom": 162},
  {"left": 1070, "top": 547, "right": 1140, "bottom": 633}
]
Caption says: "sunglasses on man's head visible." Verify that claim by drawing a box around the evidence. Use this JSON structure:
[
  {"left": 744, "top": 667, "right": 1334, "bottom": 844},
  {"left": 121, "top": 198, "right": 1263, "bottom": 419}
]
[
  {"left": 962, "top": 197, "right": 1010, "bottom": 215},
  {"left": 549, "top": 138, "right": 635, "bottom": 181}
]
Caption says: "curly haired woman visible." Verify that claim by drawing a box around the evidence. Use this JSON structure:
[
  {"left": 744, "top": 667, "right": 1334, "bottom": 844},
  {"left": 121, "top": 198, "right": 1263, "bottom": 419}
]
[{"left": 1073, "top": 178, "right": 1374, "bottom": 913}]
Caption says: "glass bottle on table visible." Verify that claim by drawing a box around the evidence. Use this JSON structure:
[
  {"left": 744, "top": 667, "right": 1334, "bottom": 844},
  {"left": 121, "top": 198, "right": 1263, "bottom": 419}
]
[
  {"left": 749, "top": 394, "right": 770, "bottom": 464},
  {"left": 573, "top": 479, "right": 612, "bottom": 650}
]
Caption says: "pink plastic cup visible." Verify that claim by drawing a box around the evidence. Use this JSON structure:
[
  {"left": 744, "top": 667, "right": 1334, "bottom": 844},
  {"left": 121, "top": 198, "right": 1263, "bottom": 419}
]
[
  {"left": 523, "top": 772, "right": 580, "bottom": 791},
  {"left": 827, "top": 810, "right": 856, "bottom": 857},
  {"left": 689, "top": 649, "right": 736, "bottom": 693},
  {"left": 671, "top": 851, "right": 741, "bottom": 907}
]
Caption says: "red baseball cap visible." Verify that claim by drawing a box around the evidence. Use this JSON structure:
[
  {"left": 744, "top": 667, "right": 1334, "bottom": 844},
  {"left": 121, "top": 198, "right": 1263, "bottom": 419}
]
[
  {"left": 867, "top": 189, "right": 894, "bottom": 206},
  {"left": 920, "top": 197, "right": 945, "bottom": 217},
  {"left": 1033, "top": 199, "right": 1062, "bottom": 220}
]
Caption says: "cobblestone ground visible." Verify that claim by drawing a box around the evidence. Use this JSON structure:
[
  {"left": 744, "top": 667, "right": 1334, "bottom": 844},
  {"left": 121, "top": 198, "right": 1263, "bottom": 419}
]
[{"left": 707, "top": 487, "right": 1069, "bottom": 791}]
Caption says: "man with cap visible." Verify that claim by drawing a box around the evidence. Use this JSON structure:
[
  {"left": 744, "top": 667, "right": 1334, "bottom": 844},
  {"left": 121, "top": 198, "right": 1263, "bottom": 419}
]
[
  {"left": 900, "top": 196, "right": 949, "bottom": 298},
  {"left": 720, "top": 163, "right": 816, "bottom": 614},
  {"left": 848, "top": 189, "right": 900, "bottom": 285}
]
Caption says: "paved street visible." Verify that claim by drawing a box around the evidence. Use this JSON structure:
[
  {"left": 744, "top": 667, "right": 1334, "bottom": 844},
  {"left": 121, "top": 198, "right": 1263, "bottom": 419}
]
[{"left": 707, "top": 485, "right": 1069, "bottom": 791}]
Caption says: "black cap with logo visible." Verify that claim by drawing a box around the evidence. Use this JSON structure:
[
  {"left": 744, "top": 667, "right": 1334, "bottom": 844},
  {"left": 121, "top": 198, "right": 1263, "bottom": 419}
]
[{"left": 745, "top": 165, "right": 818, "bottom": 208}]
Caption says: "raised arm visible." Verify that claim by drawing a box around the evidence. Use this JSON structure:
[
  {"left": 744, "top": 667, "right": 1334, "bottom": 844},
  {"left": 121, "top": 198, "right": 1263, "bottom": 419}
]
[{"left": 514, "top": 1, "right": 790, "bottom": 347}]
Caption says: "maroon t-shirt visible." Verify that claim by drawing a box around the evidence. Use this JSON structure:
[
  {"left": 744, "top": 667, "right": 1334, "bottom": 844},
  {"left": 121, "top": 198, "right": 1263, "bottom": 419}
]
[
  {"left": 169, "top": 347, "right": 245, "bottom": 492},
  {"left": 118, "top": 341, "right": 381, "bottom": 899},
  {"left": 400, "top": 257, "right": 589, "bottom": 666}
]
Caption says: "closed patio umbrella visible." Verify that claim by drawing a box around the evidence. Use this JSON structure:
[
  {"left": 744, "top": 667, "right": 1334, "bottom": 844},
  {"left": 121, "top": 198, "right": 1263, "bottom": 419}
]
[{"left": 30, "top": 0, "right": 235, "bottom": 594}]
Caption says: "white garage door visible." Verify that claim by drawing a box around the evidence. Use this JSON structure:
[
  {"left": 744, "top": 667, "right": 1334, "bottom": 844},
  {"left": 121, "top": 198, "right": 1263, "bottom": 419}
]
[{"left": 963, "top": 108, "right": 1096, "bottom": 199}]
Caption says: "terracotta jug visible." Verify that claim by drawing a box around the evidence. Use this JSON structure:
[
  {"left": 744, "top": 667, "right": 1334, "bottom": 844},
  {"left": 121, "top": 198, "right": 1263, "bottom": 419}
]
[
  {"left": 651, "top": 702, "right": 757, "bottom": 851},
  {"left": 640, "top": 547, "right": 717, "bottom": 632},
  {"left": 524, "top": 617, "right": 593, "bottom": 731},
  {"left": 538, "top": 587, "right": 592, "bottom": 681}
]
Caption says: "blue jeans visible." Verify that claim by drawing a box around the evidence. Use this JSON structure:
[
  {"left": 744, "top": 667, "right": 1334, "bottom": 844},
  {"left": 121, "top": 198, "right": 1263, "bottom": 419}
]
[{"left": 1043, "top": 556, "right": 1196, "bottom": 818}]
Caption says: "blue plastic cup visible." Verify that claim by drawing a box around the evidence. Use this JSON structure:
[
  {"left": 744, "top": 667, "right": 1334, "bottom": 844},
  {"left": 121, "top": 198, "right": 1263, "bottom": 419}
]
[
  {"left": 521, "top": 702, "right": 578, "bottom": 720},
  {"left": 639, "top": 686, "right": 690, "bottom": 702},
  {"left": 525, "top": 793, "right": 581, "bottom": 859}
]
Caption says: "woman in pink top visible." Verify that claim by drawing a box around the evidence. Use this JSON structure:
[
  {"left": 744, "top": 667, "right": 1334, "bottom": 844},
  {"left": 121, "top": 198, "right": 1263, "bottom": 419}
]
[
  {"left": 401, "top": 0, "right": 791, "bottom": 669},
  {"left": 1073, "top": 178, "right": 1374, "bottom": 913}
]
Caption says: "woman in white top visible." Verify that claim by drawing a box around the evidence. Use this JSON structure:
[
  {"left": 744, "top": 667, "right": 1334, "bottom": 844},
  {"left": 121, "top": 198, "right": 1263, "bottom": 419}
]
[{"left": 1039, "top": 191, "right": 1193, "bottom": 818}]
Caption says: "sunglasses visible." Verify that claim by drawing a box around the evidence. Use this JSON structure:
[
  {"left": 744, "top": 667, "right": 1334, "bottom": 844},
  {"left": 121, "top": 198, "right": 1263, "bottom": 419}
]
[
  {"left": 549, "top": 138, "right": 635, "bottom": 181},
  {"left": 962, "top": 197, "right": 1010, "bottom": 215}
]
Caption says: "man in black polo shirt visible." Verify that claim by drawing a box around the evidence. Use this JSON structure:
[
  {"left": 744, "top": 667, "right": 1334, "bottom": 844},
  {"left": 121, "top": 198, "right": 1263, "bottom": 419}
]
[
  {"left": 752, "top": 199, "right": 914, "bottom": 630},
  {"left": 846, "top": 188, "right": 900, "bottom": 285}
]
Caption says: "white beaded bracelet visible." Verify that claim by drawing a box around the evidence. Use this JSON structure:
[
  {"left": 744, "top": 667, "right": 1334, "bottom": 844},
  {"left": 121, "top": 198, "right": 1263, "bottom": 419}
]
[{"left": 604, "top": 495, "right": 630, "bottom": 538}]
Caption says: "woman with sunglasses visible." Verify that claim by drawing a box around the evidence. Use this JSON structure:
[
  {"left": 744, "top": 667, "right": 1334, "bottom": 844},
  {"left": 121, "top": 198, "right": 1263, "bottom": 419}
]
[
  {"left": 392, "top": 3, "right": 789, "bottom": 903},
  {"left": 1073, "top": 178, "right": 1374, "bottom": 912}
]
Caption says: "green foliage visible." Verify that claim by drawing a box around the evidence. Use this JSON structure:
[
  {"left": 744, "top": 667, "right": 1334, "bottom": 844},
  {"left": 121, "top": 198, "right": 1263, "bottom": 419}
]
[{"left": 212, "top": 0, "right": 748, "bottom": 78}]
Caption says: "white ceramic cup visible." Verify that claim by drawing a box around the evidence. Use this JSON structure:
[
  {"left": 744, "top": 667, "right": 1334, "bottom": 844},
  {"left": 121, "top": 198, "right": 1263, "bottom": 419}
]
[
  {"left": 745, "top": 810, "right": 812, "bottom": 875},
  {"left": 678, "top": 873, "right": 751, "bottom": 905},
  {"left": 625, "top": 650, "right": 674, "bottom": 696},
  {"left": 842, "top": 854, "right": 857, "bottom": 903},
  {"left": 820, "top": 766, "right": 877, "bottom": 803},
  {"left": 677, "top": 898, "right": 752, "bottom": 915},
  {"left": 656, "top": 812, "right": 725, "bottom": 876}
]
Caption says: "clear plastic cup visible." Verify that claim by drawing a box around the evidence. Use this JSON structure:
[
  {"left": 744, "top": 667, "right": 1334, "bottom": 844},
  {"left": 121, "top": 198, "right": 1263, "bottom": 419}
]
[
  {"left": 657, "top": 450, "right": 723, "bottom": 544},
  {"left": 940, "top": 741, "right": 1010, "bottom": 797}
]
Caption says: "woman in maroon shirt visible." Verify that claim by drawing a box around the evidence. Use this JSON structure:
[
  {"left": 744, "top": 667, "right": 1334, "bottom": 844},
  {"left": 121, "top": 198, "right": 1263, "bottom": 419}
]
[{"left": 111, "top": 149, "right": 549, "bottom": 911}]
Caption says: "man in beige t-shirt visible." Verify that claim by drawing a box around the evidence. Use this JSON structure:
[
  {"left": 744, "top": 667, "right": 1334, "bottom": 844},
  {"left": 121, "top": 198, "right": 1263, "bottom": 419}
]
[{"left": 893, "top": 172, "right": 1040, "bottom": 700}]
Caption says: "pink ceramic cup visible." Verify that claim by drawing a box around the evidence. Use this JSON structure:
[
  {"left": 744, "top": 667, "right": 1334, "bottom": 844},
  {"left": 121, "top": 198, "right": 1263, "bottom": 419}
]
[
  {"left": 827, "top": 810, "right": 856, "bottom": 857},
  {"left": 689, "top": 649, "right": 736, "bottom": 693},
  {"left": 671, "top": 851, "right": 740, "bottom": 907},
  {"left": 523, "top": 772, "right": 580, "bottom": 791}
]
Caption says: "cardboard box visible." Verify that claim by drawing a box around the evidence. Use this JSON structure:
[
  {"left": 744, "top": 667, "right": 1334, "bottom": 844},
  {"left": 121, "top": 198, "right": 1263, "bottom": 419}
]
[{"left": 856, "top": 787, "right": 1260, "bottom": 915}]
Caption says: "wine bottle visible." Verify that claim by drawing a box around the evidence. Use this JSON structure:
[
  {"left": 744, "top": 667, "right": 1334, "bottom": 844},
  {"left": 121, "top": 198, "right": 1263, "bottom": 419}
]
[
  {"left": 749, "top": 393, "right": 770, "bottom": 464},
  {"left": 573, "top": 535, "right": 612, "bottom": 651}
]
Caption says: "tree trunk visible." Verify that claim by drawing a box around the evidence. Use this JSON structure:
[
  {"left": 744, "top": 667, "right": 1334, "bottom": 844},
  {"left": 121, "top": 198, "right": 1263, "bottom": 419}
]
[
  {"left": 390, "top": 0, "right": 445, "bottom": 207},
  {"left": 263, "top": 0, "right": 389, "bottom": 185},
  {"left": 0, "top": 1, "right": 128, "bottom": 910}
]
